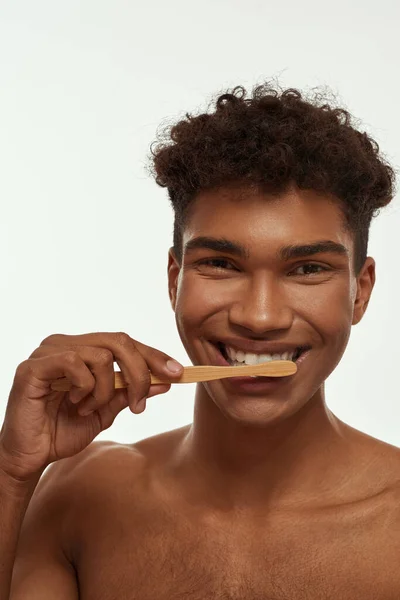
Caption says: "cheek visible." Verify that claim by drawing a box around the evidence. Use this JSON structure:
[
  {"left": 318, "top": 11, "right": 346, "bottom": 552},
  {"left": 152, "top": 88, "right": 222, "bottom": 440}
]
[
  {"left": 174, "top": 278, "right": 227, "bottom": 358},
  {"left": 296, "top": 280, "right": 353, "bottom": 324},
  {"left": 304, "top": 287, "right": 354, "bottom": 361},
  {"left": 174, "top": 279, "right": 209, "bottom": 339},
  {"left": 175, "top": 277, "right": 224, "bottom": 322}
]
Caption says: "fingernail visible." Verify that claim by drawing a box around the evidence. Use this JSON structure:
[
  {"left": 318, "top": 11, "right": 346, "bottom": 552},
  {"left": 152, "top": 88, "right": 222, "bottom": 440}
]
[{"left": 166, "top": 359, "right": 182, "bottom": 373}]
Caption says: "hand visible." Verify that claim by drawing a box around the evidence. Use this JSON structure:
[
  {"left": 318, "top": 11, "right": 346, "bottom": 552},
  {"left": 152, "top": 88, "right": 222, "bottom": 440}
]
[{"left": 0, "top": 332, "right": 183, "bottom": 481}]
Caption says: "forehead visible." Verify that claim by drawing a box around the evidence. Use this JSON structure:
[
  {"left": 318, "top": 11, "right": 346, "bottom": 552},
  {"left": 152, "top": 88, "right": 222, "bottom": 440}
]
[{"left": 183, "top": 184, "right": 352, "bottom": 253}]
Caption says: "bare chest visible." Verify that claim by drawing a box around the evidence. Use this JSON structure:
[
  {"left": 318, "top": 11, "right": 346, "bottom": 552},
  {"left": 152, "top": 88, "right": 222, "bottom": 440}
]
[{"left": 70, "top": 488, "right": 400, "bottom": 600}]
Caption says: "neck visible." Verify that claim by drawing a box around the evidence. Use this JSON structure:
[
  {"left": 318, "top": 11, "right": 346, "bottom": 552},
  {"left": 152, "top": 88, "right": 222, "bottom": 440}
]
[{"left": 175, "top": 384, "right": 359, "bottom": 512}]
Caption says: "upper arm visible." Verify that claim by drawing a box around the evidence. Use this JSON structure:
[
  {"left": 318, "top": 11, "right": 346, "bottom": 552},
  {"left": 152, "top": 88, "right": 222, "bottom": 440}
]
[
  {"left": 10, "top": 550, "right": 78, "bottom": 599},
  {"left": 10, "top": 440, "right": 123, "bottom": 599},
  {"left": 9, "top": 459, "right": 82, "bottom": 599}
]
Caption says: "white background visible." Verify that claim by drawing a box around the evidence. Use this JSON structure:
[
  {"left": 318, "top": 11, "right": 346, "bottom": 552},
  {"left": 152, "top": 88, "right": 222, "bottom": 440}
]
[{"left": 1, "top": 0, "right": 399, "bottom": 447}]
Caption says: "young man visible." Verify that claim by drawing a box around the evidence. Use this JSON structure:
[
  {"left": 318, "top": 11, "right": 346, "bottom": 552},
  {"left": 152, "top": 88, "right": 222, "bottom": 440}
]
[{"left": 2, "top": 82, "right": 399, "bottom": 599}]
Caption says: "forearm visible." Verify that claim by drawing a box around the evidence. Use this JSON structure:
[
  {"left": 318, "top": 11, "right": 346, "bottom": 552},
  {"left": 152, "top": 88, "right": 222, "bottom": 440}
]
[{"left": 0, "top": 459, "right": 45, "bottom": 600}]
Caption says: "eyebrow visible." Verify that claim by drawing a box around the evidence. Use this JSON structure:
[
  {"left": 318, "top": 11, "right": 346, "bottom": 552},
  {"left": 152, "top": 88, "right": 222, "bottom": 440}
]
[{"left": 184, "top": 236, "right": 349, "bottom": 261}]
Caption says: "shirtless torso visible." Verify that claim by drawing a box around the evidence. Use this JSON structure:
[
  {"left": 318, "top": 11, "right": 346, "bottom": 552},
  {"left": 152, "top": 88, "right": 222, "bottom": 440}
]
[{"left": 16, "top": 424, "right": 400, "bottom": 600}]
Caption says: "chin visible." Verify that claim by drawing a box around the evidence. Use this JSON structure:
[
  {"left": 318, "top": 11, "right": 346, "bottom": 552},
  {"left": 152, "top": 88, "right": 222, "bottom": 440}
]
[{"left": 207, "top": 386, "right": 307, "bottom": 427}]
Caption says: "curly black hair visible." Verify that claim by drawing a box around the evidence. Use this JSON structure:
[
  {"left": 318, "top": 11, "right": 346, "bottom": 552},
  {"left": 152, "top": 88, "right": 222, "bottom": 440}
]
[{"left": 148, "top": 81, "right": 397, "bottom": 276}]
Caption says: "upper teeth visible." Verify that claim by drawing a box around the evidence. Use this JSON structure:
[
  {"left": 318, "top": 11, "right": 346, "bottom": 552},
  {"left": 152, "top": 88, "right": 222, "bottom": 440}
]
[{"left": 225, "top": 345, "right": 296, "bottom": 364}]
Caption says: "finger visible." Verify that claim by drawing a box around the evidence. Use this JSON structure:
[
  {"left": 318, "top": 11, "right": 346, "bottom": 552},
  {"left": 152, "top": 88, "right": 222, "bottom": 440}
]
[
  {"left": 146, "top": 384, "right": 171, "bottom": 398},
  {"left": 39, "top": 332, "right": 183, "bottom": 413},
  {"left": 94, "top": 388, "right": 130, "bottom": 426},
  {"left": 31, "top": 345, "right": 116, "bottom": 412},
  {"left": 135, "top": 384, "right": 171, "bottom": 413},
  {"left": 39, "top": 333, "right": 184, "bottom": 380},
  {"left": 111, "top": 337, "right": 181, "bottom": 410},
  {"left": 77, "top": 382, "right": 171, "bottom": 424},
  {"left": 34, "top": 342, "right": 144, "bottom": 414},
  {"left": 14, "top": 352, "right": 95, "bottom": 402}
]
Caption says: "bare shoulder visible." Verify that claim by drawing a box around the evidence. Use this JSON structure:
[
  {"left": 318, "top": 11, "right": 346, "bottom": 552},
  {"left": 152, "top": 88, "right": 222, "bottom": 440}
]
[
  {"left": 365, "top": 434, "right": 400, "bottom": 489},
  {"left": 347, "top": 426, "right": 400, "bottom": 537},
  {"left": 40, "top": 440, "right": 147, "bottom": 503},
  {"left": 35, "top": 440, "right": 137, "bottom": 504},
  {"left": 12, "top": 440, "right": 155, "bottom": 595},
  {"left": 39, "top": 424, "right": 189, "bottom": 501},
  {"left": 341, "top": 421, "right": 400, "bottom": 488},
  {"left": 28, "top": 441, "right": 144, "bottom": 538},
  {"left": 38, "top": 425, "right": 186, "bottom": 509}
]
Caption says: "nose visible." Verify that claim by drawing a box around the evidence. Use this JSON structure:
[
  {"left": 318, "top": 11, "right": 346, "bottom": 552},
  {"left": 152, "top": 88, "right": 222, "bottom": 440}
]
[{"left": 228, "top": 274, "right": 293, "bottom": 335}]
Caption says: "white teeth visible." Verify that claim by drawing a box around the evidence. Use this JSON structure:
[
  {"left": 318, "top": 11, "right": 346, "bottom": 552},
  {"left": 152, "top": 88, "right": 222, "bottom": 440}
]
[{"left": 225, "top": 345, "right": 295, "bottom": 365}]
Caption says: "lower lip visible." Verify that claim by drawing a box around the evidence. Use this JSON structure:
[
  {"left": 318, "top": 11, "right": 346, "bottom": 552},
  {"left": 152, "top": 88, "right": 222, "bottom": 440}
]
[{"left": 209, "top": 343, "right": 309, "bottom": 394}]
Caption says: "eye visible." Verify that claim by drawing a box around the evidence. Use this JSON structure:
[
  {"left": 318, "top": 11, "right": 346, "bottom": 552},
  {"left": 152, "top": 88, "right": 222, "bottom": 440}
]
[
  {"left": 197, "top": 258, "right": 236, "bottom": 270},
  {"left": 291, "top": 264, "right": 330, "bottom": 276},
  {"left": 195, "top": 259, "right": 331, "bottom": 276}
]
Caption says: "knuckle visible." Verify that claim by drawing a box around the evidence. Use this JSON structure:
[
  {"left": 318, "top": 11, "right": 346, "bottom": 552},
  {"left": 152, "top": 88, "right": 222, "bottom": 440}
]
[
  {"left": 28, "top": 347, "right": 41, "bottom": 359},
  {"left": 63, "top": 350, "right": 80, "bottom": 364},
  {"left": 15, "top": 360, "right": 30, "bottom": 377},
  {"left": 75, "top": 377, "right": 95, "bottom": 398},
  {"left": 14, "top": 360, "right": 41, "bottom": 390},
  {"left": 114, "top": 331, "right": 134, "bottom": 348},
  {"left": 40, "top": 333, "right": 63, "bottom": 346},
  {"left": 94, "top": 349, "right": 114, "bottom": 367}
]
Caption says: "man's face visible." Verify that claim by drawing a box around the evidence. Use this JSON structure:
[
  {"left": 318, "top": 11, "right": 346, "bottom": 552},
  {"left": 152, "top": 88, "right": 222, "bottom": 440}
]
[{"left": 168, "top": 184, "right": 375, "bottom": 424}]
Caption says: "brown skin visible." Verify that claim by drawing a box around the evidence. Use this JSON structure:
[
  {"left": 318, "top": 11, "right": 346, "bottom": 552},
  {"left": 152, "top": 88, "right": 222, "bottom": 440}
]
[
  {"left": 166, "top": 183, "right": 379, "bottom": 510},
  {"left": 9, "top": 184, "right": 400, "bottom": 599}
]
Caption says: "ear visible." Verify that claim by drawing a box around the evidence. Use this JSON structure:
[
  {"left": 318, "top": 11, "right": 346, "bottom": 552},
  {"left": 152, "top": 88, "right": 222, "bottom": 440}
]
[
  {"left": 352, "top": 257, "right": 376, "bottom": 325},
  {"left": 167, "top": 247, "right": 181, "bottom": 312}
]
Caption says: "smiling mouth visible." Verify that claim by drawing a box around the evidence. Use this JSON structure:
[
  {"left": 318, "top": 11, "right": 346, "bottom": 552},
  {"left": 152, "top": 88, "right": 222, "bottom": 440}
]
[{"left": 215, "top": 342, "right": 307, "bottom": 364}]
